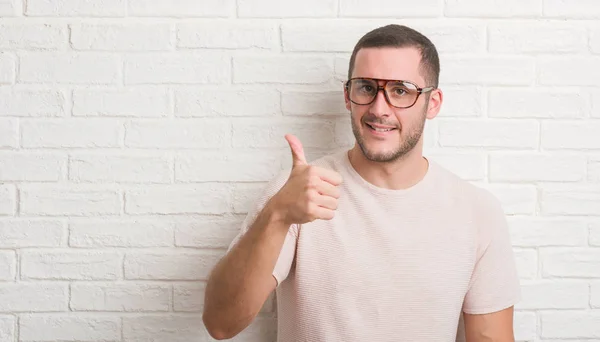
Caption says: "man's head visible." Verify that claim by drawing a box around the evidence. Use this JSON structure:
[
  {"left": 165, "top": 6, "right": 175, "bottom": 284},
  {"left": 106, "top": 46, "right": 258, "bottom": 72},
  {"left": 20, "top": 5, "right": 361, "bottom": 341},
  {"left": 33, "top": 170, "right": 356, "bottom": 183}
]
[{"left": 344, "top": 24, "right": 443, "bottom": 163}]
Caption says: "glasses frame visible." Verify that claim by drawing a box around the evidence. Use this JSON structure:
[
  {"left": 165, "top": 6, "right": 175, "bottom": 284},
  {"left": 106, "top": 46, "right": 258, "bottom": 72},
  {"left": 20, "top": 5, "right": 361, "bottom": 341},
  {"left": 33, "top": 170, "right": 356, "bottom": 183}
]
[{"left": 344, "top": 77, "right": 436, "bottom": 109}]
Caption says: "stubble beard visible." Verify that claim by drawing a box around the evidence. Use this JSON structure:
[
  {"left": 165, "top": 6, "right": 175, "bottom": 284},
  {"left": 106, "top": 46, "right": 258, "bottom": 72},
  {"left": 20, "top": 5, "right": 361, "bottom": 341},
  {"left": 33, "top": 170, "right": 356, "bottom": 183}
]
[{"left": 351, "top": 106, "right": 427, "bottom": 163}]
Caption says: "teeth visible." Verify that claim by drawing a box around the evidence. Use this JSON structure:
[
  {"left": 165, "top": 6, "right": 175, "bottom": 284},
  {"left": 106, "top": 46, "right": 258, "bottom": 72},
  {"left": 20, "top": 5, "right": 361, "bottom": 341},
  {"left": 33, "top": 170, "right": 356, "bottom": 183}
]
[{"left": 374, "top": 127, "right": 392, "bottom": 132}]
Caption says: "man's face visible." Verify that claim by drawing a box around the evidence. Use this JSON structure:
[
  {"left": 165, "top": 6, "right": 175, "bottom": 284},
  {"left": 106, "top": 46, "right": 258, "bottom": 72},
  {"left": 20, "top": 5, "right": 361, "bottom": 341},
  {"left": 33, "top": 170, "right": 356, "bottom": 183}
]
[{"left": 344, "top": 47, "right": 437, "bottom": 163}]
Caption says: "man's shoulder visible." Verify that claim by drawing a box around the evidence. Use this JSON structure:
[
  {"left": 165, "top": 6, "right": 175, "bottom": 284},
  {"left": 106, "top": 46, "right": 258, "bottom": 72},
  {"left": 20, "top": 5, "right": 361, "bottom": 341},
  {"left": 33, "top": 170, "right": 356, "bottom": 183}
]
[{"left": 429, "top": 159, "right": 504, "bottom": 214}]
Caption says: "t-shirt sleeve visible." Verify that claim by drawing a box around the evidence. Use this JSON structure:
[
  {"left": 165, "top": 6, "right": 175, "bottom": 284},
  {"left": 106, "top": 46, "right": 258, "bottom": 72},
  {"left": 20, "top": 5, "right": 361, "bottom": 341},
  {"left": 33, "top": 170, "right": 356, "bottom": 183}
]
[
  {"left": 226, "top": 169, "right": 298, "bottom": 287},
  {"left": 462, "top": 190, "right": 521, "bottom": 315}
]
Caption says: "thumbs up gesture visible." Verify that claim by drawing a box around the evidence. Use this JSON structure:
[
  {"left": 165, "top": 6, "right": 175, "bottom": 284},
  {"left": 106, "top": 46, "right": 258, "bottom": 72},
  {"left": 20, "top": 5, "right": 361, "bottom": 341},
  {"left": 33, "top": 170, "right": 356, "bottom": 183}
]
[{"left": 271, "top": 134, "right": 343, "bottom": 226}]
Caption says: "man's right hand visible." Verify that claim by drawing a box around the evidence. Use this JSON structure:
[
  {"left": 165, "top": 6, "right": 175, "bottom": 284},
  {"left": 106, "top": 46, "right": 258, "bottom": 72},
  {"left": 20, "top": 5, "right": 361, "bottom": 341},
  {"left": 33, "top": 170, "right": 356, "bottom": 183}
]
[{"left": 271, "top": 134, "right": 343, "bottom": 226}]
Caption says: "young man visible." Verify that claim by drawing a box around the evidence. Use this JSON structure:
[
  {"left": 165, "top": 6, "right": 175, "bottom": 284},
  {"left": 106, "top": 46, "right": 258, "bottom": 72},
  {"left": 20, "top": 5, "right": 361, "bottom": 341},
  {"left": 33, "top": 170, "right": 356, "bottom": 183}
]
[{"left": 203, "top": 24, "right": 521, "bottom": 341}]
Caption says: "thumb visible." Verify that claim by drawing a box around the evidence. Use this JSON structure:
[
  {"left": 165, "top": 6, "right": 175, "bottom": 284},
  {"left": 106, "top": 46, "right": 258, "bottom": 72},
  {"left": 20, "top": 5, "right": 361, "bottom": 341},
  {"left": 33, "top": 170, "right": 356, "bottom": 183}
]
[{"left": 285, "top": 134, "right": 307, "bottom": 167}]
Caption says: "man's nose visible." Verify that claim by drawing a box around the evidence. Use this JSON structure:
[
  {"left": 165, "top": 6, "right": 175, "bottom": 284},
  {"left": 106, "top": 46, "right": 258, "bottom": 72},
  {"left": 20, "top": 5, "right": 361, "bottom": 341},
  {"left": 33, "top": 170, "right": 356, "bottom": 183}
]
[{"left": 369, "top": 88, "right": 392, "bottom": 116}]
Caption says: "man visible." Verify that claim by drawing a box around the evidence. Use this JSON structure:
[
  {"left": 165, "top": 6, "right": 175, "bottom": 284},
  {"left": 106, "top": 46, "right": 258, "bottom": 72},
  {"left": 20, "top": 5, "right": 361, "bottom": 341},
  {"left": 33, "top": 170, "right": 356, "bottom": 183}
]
[{"left": 203, "top": 24, "right": 521, "bottom": 341}]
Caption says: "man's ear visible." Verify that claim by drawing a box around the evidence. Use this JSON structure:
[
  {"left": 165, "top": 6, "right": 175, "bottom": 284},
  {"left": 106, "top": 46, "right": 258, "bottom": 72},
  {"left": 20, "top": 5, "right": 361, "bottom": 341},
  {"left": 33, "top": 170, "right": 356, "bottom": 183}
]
[
  {"left": 426, "top": 88, "right": 443, "bottom": 120},
  {"left": 344, "top": 83, "right": 351, "bottom": 111}
]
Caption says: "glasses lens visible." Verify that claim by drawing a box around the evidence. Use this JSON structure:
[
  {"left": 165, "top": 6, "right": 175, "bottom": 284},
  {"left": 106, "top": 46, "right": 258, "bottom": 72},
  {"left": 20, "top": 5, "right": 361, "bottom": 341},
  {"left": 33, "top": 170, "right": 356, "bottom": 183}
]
[
  {"left": 348, "top": 79, "right": 378, "bottom": 105},
  {"left": 348, "top": 79, "right": 419, "bottom": 108},
  {"left": 385, "top": 81, "right": 418, "bottom": 108}
]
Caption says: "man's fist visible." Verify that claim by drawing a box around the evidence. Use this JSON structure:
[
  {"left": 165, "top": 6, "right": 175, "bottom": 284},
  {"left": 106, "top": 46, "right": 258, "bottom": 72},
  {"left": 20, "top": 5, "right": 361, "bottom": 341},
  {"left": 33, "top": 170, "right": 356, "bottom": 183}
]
[{"left": 271, "top": 134, "right": 343, "bottom": 226}]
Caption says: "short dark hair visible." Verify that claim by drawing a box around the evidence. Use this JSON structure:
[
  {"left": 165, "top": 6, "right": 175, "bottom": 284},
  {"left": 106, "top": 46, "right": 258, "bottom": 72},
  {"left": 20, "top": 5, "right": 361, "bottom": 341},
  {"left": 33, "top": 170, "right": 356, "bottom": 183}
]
[{"left": 347, "top": 24, "right": 440, "bottom": 88}]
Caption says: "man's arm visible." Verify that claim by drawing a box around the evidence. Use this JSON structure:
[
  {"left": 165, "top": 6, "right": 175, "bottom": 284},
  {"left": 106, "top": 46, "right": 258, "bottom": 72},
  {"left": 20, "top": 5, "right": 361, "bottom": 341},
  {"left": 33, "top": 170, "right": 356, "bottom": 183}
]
[
  {"left": 203, "top": 199, "right": 288, "bottom": 340},
  {"left": 463, "top": 306, "right": 515, "bottom": 342}
]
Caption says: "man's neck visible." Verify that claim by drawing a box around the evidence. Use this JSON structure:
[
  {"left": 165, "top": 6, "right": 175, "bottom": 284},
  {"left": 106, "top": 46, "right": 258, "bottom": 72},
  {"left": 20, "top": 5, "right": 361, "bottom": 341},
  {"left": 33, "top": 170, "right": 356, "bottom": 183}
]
[{"left": 347, "top": 144, "right": 429, "bottom": 191}]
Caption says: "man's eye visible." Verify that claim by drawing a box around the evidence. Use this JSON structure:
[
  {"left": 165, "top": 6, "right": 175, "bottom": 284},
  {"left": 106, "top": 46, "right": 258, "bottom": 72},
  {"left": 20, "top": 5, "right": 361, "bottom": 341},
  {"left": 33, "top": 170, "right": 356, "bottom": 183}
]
[{"left": 359, "top": 85, "right": 374, "bottom": 92}]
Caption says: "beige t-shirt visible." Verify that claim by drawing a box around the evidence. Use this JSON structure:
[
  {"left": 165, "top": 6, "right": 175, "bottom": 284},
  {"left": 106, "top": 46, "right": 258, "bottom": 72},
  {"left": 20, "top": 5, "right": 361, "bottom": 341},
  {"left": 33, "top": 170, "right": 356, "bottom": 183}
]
[{"left": 228, "top": 150, "right": 521, "bottom": 342}]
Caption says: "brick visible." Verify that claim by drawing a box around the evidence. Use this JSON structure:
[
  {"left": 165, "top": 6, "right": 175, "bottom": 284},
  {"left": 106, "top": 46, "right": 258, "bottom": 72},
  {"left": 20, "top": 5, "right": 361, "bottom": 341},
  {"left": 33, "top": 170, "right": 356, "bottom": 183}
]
[
  {"left": 71, "top": 24, "right": 171, "bottom": 51},
  {"left": 592, "top": 28, "right": 600, "bottom": 54},
  {"left": 489, "top": 22, "right": 586, "bottom": 53},
  {"left": 335, "top": 56, "right": 350, "bottom": 80},
  {"left": 539, "top": 57, "right": 600, "bottom": 86},
  {"left": 542, "top": 248, "right": 600, "bottom": 278},
  {"left": 439, "top": 87, "right": 482, "bottom": 117},
  {"left": 0, "top": 53, "right": 15, "bottom": 84},
  {"left": 125, "top": 184, "right": 230, "bottom": 215},
  {"left": 282, "top": 22, "right": 375, "bottom": 52},
  {"left": 26, "top": 0, "right": 125, "bottom": 16},
  {"left": 594, "top": 91, "right": 600, "bottom": 118},
  {"left": 175, "top": 88, "right": 280, "bottom": 117},
  {"left": 541, "top": 184, "right": 600, "bottom": 216},
  {"left": 0, "top": 0, "right": 17, "bottom": 16},
  {"left": 488, "top": 88, "right": 589, "bottom": 119},
  {"left": 21, "top": 251, "right": 121, "bottom": 280},
  {"left": 20, "top": 315, "right": 121, "bottom": 341},
  {"left": 542, "top": 121, "right": 600, "bottom": 150},
  {"left": 0, "top": 119, "right": 18, "bottom": 148},
  {"left": 593, "top": 282, "right": 600, "bottom": 307},
  {"left": 0, "top": 24, "right": 66, "bottom": 50},
  {"left": 514, "top": 312, "right": 536, "bottom": 341},
  {"left": 20, "top": 185, "right": 121, "bottom": 216},
  {"left": 173, "top": 283, "right": 205, "bottom": 312},
  {"left": 0, "top": 185, "right": 15, "bottom": 216},
  {"left": 232, "top": 183, "right": 267, "bottom": 214},
  {"left": 239, "top": 0, "right": 335, "bottom": 17},
  {"left": 440, "top": 56, "right": 535, "bottom": 85},
  {"left": 282, "top": 91, "right": 346, "bottom": 116},
  {"left": 0, "top": 283, "right": 67, "bottom": 312},
  {"left": 544, "top": 0, "right": 600, "bottom": 18},
  {"left": 123, "top": 316, "right": 208, "bottom": 342},
  {"left": 177, "top": 22, "right": 276, "bottom": 49},
  {"left": 19, "top": 53, "right": 120, "bottom": 84},
  {"left": 513, "top": 249, "right": 537, "bottom": 279},
  {"left": 70, "top": 219, "right": 173, "bottom": 247},
  {"left": 232, "top": 118, "right": 335, "bottom": 148},
  {"left": 71, "top": 283, "right": 170, "bottom": 312},
  {"left": 125, "top": 53, "right": 229, "bottom": 85},
  {"left": 0, "top": 252, "right": 16, "bottom": 281},
  {"left": 438, "top": 119, "right": 539, "bottom": 149},
  {"left": 481, "top": 185, "right": 537, "bottom": 215},
  {"left": 125, "top": 120, "right": 230, "bottom": 149},
  {"left": 175, "top": 218, "right": 243, "bottom": 249},
  {"left": 590, "top": 156, "right": 600, "bottom": 182},
  {"left": 233, "top": 55, "right": 333, "bottom": 84},
  {"left": 128, "top": 0, "right": 233, "bottom": 17},
  {"left": 445, "top": 0, "right": 541, "bottom": 17},
  {"left": 340, "top": 0, "right": 440, "bottom": 17},
  {"left": 508, "top": 218, "right": 587, "bottom": 247},
  {"left": 427, "top": 152, "right": 485, "bottom": 181},
  {"left": 73, "top": 88, "right": 169, "bottom": 117},
  {"left": 517, "top": 280, "right": 589, "bottom": 309},
  {"left": 0, "top": 219, "right": 64, "bottom": 247},
  {"left": 489, "top": 153, "right": 586, "bottom": 182},
  {"left": 124, "top": 251, "right": 223, "bottom": 280},
  {"left": 176, "top": 151, "right": 283, "bottom": 182},
  {"left": 69, "top": 153, "right": 171, "bottom": 183},
  {"left": 0, "top": 316, "right": 14, "bottom": 342},
  {"left": 0, "top": 152, "right": 64, "bottom": 181},
  {"left": 0, "top": 89, "right": 65, "bottom": 117},
  {"left": 421, "top": 24, "right": 486, "bottom": 53},
  {"left": 592, "top": 222, "right": 600, "bottom": 246},
  {"left": 21, "top": 119, "right": 122, "bottom": 148},
  {"left": 541, "top": 312, "right": 600, "bottom": 338}
]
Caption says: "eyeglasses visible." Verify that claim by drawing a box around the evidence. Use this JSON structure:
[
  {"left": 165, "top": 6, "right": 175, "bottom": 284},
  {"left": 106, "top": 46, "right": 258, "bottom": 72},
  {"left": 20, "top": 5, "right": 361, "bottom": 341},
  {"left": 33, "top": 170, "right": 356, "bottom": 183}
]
[{"left": 344, "top": 77, "right": 435, "bottom": 109}]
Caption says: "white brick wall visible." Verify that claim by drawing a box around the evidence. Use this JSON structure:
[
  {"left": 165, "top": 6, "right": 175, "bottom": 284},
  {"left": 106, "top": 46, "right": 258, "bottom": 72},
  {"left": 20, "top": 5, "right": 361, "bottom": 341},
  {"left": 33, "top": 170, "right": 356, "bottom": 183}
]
[{"left": 0, "top": 1, "right": 598, "bottom": 341}]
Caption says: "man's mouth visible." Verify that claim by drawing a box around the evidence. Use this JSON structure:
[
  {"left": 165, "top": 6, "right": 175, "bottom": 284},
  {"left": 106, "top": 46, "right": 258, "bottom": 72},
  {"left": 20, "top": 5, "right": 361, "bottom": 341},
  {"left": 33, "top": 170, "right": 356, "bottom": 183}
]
[{"left": 365, "top": 122, "right": 397, "bottom": 132}]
